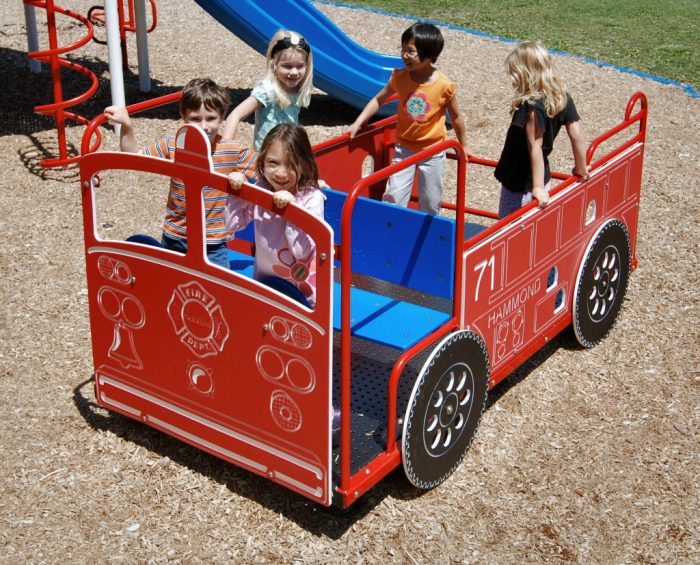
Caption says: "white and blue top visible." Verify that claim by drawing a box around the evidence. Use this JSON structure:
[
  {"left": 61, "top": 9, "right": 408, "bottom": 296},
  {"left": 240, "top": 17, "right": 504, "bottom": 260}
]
[{"left": 252, "top": 79, "right": 301, "bottom": 151}]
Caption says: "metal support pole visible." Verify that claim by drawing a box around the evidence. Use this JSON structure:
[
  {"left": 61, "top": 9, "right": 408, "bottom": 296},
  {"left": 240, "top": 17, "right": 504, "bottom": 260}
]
[
  {"left": 134, "top": 0, "right": 152, "bottom": 92},
  {"left": 104, "top": 0, "right": 126, "bottom": 134},
  {"left": 45, "top": 0, "right": 68, "bottom": 160},
  {"left": 24, "top": 3, "right": 42, "bottom": 73}
]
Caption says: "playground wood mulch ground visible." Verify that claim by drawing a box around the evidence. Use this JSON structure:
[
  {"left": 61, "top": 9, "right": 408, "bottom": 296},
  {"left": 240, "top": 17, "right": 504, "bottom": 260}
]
[{"left": 1, "top": 1, "right": 698, "bottom": 562}]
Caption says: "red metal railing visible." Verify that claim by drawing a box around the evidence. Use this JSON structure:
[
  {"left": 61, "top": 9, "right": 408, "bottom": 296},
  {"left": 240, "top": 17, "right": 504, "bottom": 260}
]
[
  {"left": 335, "top": 139, "right": 468, "bottom": 503},
  {"left": 25, "top": 0, "right": 101, "bottom": 167},
  {"left": 587, "top": 91, "right": 648, "bottom": 168},
  {"left": 81, "top": 90, "right": 181, "bottom": 155}
]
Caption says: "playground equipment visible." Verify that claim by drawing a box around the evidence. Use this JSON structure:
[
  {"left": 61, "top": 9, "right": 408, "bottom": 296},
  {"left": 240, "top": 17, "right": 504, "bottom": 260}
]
[
  {"left": 191, "top": 0, "right": 402, "bottom": 115},
  {"left": 79, "top": 91, "right": 646, "bottom": 508},
  {"left": 23, "top": 0, "right": 157, "bottom": 167},
  {"left": 23, "top": 0, "right": 100, "bottom": 167},
  {"left": 25, "top": 0, "right": 404, "bottom": 168},
  {"left": 87, "top": 0, "right": 157, "bottom": 70}
]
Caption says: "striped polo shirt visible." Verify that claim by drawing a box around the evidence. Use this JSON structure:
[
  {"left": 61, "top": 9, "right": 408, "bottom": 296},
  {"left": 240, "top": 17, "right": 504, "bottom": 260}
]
[{"left": 144, "top": 135, "right": 257, "bottom": 243}]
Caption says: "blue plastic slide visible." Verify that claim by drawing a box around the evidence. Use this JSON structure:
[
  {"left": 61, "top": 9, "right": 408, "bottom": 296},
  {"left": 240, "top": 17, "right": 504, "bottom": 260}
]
[{"left": 192, "top": 0, "right": 402, "bottom": 114}]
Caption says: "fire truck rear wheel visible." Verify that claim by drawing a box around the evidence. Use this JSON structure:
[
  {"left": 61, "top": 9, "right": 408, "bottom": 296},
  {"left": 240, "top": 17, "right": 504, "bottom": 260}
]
[
  {"left": 402, "top": 331, "right": 489, "bottom": 490},
  {"left": 573, "top": 220, "right": 631, "bottom": 348}
]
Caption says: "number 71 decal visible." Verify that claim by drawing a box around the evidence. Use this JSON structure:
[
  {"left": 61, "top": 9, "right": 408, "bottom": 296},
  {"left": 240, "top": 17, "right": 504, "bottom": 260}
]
[{"left": 473, "top": 254, "right": 497, "bottom": 302}]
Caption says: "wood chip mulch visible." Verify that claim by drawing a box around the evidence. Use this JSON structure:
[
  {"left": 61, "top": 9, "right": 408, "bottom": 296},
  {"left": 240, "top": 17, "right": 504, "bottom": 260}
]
[{"left": 1, "top": 1, "right": 698, "bottom": 562}]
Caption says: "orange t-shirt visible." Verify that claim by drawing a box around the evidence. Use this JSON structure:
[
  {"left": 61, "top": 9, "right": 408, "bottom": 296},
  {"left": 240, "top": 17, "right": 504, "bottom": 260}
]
[
  {"left": 144, "top": 135, "right": 257, "bottom": 243},
  {"left": 390, "top": 68, "right": 456, "bottom": 152}
]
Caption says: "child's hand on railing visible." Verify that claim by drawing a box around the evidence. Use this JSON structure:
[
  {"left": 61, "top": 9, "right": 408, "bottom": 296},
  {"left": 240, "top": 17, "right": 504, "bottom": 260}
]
[
  {"left": 532, "top": 186, "right": 550, "bottom": 208},
  {"left": 462, "top": 143, "right": 474, "bottom": 160},
  {"left": 228, "top": 172, "right": 245, "bottom": 190},
  {"left": 272, "top": 190, "right": 295, "bottom": 208},
  {"left": 104, "top": 105, "right": 131, "bottom": 128},
  {"left": 572, "top": 165, "right": 590, "bottom": 180},
  {"left": 346, "top": 121, "right": 362, "bottom": 139}
]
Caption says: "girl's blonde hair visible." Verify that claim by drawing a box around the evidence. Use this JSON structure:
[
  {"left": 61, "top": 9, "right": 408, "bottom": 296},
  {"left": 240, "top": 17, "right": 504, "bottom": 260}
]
[
  {"left": 264, "top": 29, "right": 314, "bottom": 110},
  {"left": 505, "top": 41, "right": 567, "bottom": 118}
]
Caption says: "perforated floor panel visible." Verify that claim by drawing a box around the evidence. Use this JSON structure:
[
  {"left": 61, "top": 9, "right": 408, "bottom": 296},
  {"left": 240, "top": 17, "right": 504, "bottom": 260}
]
[{"left": 330, "top": 274, "right": 446, "bottom": 480}]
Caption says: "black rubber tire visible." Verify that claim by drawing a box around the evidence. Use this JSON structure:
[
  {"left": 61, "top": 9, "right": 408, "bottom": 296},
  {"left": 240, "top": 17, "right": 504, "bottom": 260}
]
[
  {"left": 402, "top": 331, "right": 489, "bottom": 489},
  {"left": 573, "top": 220, "right": 631, "bottom": 348}
]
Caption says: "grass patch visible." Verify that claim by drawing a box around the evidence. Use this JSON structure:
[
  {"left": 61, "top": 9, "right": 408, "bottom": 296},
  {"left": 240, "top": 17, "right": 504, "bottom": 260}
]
[{"left": 343, "top": 0, "right": 699, "bottom": 92}]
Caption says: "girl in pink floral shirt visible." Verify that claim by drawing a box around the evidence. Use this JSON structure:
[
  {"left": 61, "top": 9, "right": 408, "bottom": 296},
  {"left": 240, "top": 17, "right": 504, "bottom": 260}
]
[{"left": 225, "top": 123, "right": 324, "bottom": 307}]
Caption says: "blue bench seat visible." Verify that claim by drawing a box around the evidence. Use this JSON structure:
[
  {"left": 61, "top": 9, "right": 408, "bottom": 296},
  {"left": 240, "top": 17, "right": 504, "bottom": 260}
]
[
  {"left": 330, "top": 284, "right": 450, "bottom": 349},
  {"left": 226, "top": 249, "right": 450, "bottom": 350},
  {"left": 225, "top": 188, "right": 470, "bottom": 351}
]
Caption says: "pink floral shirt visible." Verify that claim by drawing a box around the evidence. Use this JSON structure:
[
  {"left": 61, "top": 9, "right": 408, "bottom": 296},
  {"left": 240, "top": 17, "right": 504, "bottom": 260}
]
[{"left": 225, "top": 182, "right": 325, "bottom": 307}]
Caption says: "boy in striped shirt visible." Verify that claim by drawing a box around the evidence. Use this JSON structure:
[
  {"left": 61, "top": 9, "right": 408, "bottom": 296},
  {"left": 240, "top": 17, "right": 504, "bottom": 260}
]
[{"left": 104, "top": 78, "right": 257, "bottom": 268}]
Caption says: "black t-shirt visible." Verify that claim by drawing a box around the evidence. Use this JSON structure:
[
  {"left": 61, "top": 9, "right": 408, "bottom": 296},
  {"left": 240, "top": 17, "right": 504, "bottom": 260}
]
[{"left": 494, "top": 94, "right": 580, "bottom": 193}]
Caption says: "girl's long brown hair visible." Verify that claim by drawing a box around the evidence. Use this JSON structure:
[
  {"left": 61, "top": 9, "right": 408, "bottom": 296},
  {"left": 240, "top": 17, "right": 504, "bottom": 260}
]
[{"left": 257, "top": 123, "right": 319, "bottom": 190}]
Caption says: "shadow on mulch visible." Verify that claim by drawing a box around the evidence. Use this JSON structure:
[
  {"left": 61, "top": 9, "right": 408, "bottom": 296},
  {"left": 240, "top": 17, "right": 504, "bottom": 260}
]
[
  {"left": 486, "top": 330, "right": 578, "bottom": 407},
  {"left": 71, "top": 376, "right": 402, "bottom": 538},
  {"left": 71, "top": 332, "right": 576, "bottom": 538},
  {"left": 301, "top": 93, "right": 359, "bottom": 128},
  {"left": 1, "top": 47, "right": 161, "bottom": 137},
  {"left": 2, "top": 43, "right": 358, "bottom": 145}
]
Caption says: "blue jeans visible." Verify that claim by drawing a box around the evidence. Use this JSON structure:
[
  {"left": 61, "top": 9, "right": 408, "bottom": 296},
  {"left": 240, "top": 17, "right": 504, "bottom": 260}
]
[
  {"left": 498, "top": 182, "right": 551, "bottom": 219},
  {"left": 161, "top": 234, "right": 229, "bottom": 269}
]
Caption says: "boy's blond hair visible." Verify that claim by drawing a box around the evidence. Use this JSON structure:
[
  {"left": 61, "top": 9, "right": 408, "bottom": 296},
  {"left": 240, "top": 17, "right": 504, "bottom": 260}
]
[
  {"left": 506, "top": 41, "right": 567, "bottom": 118},
  {"left": 179, "top": 78, "right": 231, "bottom": 118}
]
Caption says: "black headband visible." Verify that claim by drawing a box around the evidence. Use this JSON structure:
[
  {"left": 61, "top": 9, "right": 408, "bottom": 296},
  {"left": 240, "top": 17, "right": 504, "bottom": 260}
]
[{"left": 271, "top": 34, "right": 310, "bottom": 58}]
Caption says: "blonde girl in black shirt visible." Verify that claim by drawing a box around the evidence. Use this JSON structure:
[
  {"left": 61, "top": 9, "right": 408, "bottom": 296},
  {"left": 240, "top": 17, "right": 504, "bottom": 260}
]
[{"left": 494, "top": 41, "right": 589, "bottom": 218}]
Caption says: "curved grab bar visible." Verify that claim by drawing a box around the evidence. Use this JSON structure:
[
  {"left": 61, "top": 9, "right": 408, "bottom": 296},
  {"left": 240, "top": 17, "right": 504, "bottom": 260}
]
[
  {"left": 586, "top": 91, "right": 647, "bottom": 167},
  {"left": 81, "top": 91, "right": 182, "bottom": 155}
]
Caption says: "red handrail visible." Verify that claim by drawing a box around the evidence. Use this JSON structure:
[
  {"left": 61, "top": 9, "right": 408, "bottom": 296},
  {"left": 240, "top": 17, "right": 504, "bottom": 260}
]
[
  {"left": 586, "top": 91, "right": 647, "bottom": 168},
  {"left": 81, "top": 91, "right": 182, "bottom": 155}
]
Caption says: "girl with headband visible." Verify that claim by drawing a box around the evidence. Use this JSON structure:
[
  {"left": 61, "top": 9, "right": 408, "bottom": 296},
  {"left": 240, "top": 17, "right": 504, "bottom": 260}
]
[{"left": 223, "top": 30, "right": 314, "bottom": 151}]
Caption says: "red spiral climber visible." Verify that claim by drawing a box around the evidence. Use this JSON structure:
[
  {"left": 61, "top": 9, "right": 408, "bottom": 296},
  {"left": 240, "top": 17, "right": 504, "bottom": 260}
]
[{"left": 24, "top": 0, "right": 101, "bottom": 167}]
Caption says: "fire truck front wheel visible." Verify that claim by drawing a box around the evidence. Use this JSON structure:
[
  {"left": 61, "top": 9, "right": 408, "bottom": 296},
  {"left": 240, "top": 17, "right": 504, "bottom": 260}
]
[
  {"left": 573, "top": 220, "right": 631, "bottom": 348},
  {"left": 401, "top": 330, "right": 489, "bottom": 490}
]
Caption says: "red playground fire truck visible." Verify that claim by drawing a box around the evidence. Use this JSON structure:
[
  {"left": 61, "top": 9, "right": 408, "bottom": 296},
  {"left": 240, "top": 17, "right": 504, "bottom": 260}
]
[{"left": 80, "top": 92, "right": 646, "bottom": 508}]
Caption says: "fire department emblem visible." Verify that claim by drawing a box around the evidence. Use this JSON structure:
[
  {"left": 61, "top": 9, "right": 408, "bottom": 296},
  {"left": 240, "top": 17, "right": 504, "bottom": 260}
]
[{"left": 168, "top": 281, "right": 229, "bottom": 357}]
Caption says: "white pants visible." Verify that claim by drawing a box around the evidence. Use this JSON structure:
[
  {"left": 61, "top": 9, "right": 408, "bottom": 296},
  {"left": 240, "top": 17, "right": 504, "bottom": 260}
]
[{"left": 382, "top": 144, "right": 446, "bottom": 215}]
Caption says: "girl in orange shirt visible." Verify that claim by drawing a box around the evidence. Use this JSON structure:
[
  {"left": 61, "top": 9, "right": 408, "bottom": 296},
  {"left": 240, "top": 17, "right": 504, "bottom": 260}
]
[{"left": 348, "top": 22, "right": 468, "bottom": 215}]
